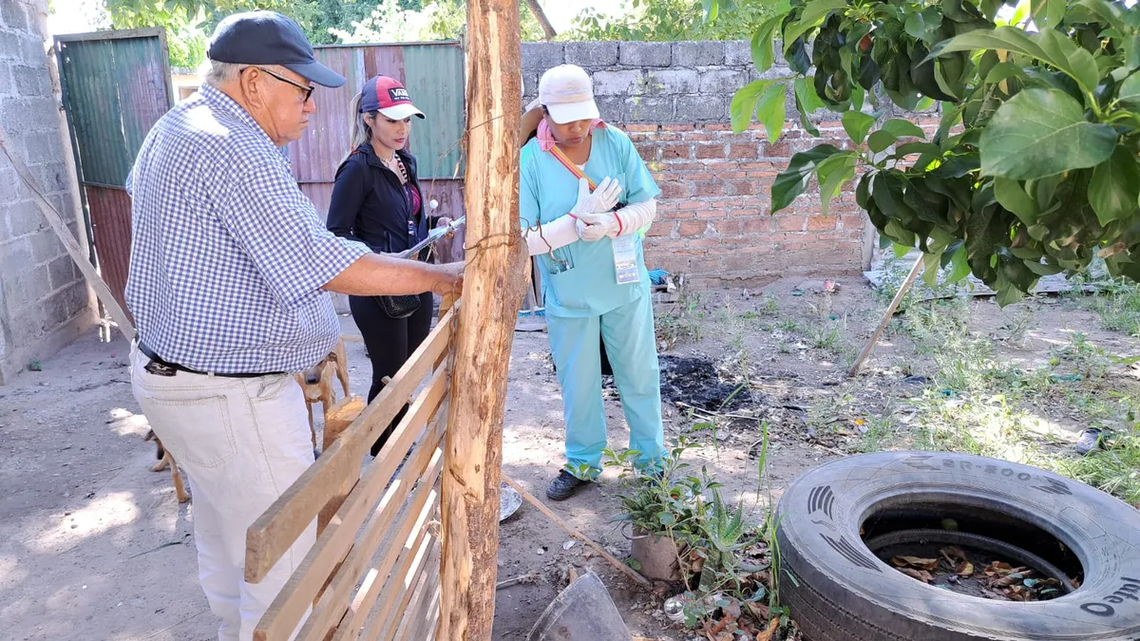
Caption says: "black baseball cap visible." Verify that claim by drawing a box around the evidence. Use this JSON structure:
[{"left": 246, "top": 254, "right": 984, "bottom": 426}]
[{"left": 207, "top": 11, "right": 346, "bottom": 88}]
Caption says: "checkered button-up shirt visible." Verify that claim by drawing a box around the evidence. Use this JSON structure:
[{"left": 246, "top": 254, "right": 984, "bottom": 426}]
[{"left": 125, "top": 84, "right": 370, "bottom": 374}]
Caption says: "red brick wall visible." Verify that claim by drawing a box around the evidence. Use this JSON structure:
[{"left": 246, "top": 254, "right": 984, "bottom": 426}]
[{"left": 623, "top": 121, "right": 871, "bottom": 288}]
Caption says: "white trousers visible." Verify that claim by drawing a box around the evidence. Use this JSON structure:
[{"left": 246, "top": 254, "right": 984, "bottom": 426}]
[{"left": 130, "top": 345, "right": 316, "bottom": 641}]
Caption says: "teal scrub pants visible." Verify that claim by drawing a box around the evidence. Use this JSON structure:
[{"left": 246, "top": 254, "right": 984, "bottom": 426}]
[{"left": 546, "top": 290, "right": 665, "bottom": 476}]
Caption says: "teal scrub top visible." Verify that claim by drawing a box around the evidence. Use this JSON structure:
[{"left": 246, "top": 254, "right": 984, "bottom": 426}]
[{"left": 520, "top": 126, "right": 661, "bottom": 318}]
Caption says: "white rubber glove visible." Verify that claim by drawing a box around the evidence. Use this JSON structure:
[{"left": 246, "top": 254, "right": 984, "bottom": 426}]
[
  {"left": 523, "top": 215, "right": 579, "bottom": 256},
  {"left": 569, "top": 177, "right": 622, "bottom": 215},
  {"left": 575, "top": 216, "right": 609, "bottom": 242},
  {"left": 576, "top": 211, "right": 620, "bottom": 238}
]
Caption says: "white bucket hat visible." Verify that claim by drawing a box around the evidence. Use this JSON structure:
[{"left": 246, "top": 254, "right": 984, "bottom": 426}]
[{"left": 531, "top": 64, "right": 600, "bottom": 124}]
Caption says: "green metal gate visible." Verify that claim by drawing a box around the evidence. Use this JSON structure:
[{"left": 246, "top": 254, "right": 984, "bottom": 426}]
[{"left": 55, "top": 28, "right": 174, "bottom": 318}]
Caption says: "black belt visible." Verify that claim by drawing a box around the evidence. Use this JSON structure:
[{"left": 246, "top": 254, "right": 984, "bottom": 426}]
[{"left": 138, "top": 342, "right": 283, "bottom": 378}]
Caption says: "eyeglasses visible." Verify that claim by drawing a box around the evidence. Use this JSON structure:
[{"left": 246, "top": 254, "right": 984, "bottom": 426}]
[{"left": 249, "top": 66, "right": 314, "bottom": 103}]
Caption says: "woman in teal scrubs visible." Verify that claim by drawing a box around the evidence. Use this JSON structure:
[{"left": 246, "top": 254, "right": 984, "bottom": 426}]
[{"left": 519, "top": 64, "right": 664, "bottom": 501}]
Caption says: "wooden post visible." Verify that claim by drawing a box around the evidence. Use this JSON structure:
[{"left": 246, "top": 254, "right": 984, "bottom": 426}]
[
  {"left": 848, "top": 255, "right": 924, "bottom": 377},
  {"left": 439, "top": 0, "right": 527, "bottom": 637}
]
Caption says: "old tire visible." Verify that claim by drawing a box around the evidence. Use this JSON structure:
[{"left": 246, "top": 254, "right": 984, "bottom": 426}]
[{"left": 774, "top": 451, "right": 1140, "bottom": 641}]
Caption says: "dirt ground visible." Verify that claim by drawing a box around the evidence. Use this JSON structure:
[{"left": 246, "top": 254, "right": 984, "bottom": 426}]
[{"left": 2, "top": 270, "right": 1136, "bottom": 640}]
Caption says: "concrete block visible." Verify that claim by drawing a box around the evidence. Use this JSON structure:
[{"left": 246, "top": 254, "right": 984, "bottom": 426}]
[
  {"left": 0, "top": 31, "right": 20, "bottom": 59},
  {"left": 24, "top": 131, "right": 56, "bottom": 164},
  {"left": 6, "top": 199, "right": 41, "bottom": 237},
  {"left": 12, "top": 63, "right": 50, "bottom": 97},
  {"left": 1, "top": 98, "right": 58, "bottom": 133},
  {"left": 675, "top": 95, "right": 726, "bottom": 123},
  {"left": 21, "top": 35, "right": 44, "bottom": 63},
  {"left": 1, "top": 0, "right": 29, "bottom": 31},
  {"left": 63, "top": 280, "right": 90, "bottom": 318},
  {"left": 48, "top": 253, "right": 73, "bottom": 290},
  {"left": 29, "top": 227, "right": 62, "bottom": 263},
  {"left": 725, "top": 41, "right": 751, "bottom": 66},
  {"left": 565, "top": 41, "right": 618, "bottom": 66},
  {"left": 521, "top": 43, "right": 564, "bottom": 71},
  {"left": 595, "top": 96, "right": 626, "bottom": 122},
  {"left": 699, "top": 68, "right": 749, "bottom": 95},
  {"left": 593, "top": 69, "right": 643, "bottom": 96},
  {"left": 35, "top": 162, "right": 67, "bottom": 194},
  {"left": 673, "top": 41, "right": 724, "bottom": 66},
  {"left": 625, "top": 96, "right": 673, "bottom": 122},
  {"left": 619, "top": 42, "right": 671, "bottom": 67},
  {"left": 645, "top": 68, "right": 699, "bottom": 95}
]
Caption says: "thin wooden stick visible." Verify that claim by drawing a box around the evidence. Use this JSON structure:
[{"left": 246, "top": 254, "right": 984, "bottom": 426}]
[
  {"left": 500, "top": 474, "right": 653, "bottom": 589},
  {"left": 848, "top": 255, "right": 924, "bottom": 377}
]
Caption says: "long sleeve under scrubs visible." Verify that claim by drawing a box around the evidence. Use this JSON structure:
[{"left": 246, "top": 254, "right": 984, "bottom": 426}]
[{"left": 519, "top": 126, "right": 665, "bottom": 476}]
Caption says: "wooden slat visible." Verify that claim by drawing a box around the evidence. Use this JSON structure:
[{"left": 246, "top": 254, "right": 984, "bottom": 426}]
[
  {"left": 333, "top": 495, "right": 437, "bottom": 641},
  {"left": 246, "top": 308, "right": 454, "bottom": 584},
  {"left": 372, "top": 528, "right": 436, "bottom": 641},
  {"left": 294, "top": 446, "right": 444, "bottom": 641},
  {"left": 252, "top": 370, "right": 448, "bottom": 641},
  {"left": 388, "top": 550, "right": 441, "bottom": 641},
  {"left": 318, "top": 397, "right": 367, "bottom": 537}
]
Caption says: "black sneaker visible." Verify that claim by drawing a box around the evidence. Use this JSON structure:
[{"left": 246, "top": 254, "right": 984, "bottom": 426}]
[{"left": 546, "top": 469, "right": 590, "bottom": 501}]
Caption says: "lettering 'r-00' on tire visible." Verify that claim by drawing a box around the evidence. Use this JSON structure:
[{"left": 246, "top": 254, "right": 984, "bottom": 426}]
[{"left": 775, "top": 451, "right": 1140, "bottom": 641}]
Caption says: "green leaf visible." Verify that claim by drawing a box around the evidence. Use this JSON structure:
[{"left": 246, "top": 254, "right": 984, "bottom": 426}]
[
  {"left": 893, "top": 242, "right": 913, "bottom": 258},
  {"left": 905, "top": 6, "right": 944, "bottom": 42},
  {"left": 1119, "top": 72, "right": 1140, "bottom": 107},
  {"left": 948, "top": 245, "right": 973, "bottom": 282},
  {"left": 841, "top": 111, "right": 876, "bottom": 145},
  {"left": 994, "top": 177, "right": 1041, "bottom": 226},
  {"left": 1089, "top": 146, "right": 1140, "bottom": 225},
  {"left": 751, "top": 15, "right": 782, "bottom": 74},
  {"left": 980, "top": 88, "right": 1118, "bottom": 180},
  {"left": 816, "top": 151, "right": 857, "bottom": 216},
  {"left": 868, "top": 129, "right": 898, "bottom": 153},
  {"left": 882, "top": 119, "right": 927, "bottom": 140},
  {"left": 783, "top": 0, "right": 848, "bottom": 53},
  {"left": 794, "top": 77, "right": 823, "bottom": 136},
  {"left": 756, "top": 83, "right": 787, "bottom": 143},
  {"left": 771, "top": 144, "right": 843, "bottom": 213},
  {"left": 659, "top": 512, "right": 677, "bottom": 527},
  {"left": 1030, "top": 0, "right": 1065, "bottom": 30},
  {"left": 730, "top": 79, "right": 778, "bottom": 134},
  {"left": 931, "top": 26, "right": 1101, "bottom": 93}
]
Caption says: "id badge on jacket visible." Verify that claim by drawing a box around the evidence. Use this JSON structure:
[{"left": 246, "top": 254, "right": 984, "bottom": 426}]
[{"left": 612, "top": 235, "right": 640, "bottom": 285}]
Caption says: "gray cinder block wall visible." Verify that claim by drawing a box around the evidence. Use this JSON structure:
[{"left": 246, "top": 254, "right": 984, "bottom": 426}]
[{"left": 0, "top": 0, "right": 95, "bottom": 384}]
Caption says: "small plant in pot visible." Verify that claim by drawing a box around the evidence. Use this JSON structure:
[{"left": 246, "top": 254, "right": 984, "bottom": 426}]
[{"left": 604, "top": 437, "right": 719, "bottom": 581}]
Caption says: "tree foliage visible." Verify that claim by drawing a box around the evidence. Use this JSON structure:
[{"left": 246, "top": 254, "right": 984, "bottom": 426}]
[
  {"left": 565, "top": 0, "right": 776, "bottom": 41},
  {"left": 720, "top": 0, "right": 1140, "bottom": 303}
]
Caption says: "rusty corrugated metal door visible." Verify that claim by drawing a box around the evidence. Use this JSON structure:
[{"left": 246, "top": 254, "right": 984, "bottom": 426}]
[
  {"left": 56, "top": 28, "right": 173, "bottom": 319},
  {"left": 289, "top": 42, "right": 466, "bottom": 223}
]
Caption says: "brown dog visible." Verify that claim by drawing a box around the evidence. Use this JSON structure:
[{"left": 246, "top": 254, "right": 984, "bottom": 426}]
[
  {"left": 145, "top": 429, "right": 190, "bottom": 503},
  {"left": 296, "top": 338, "right": 351, "bottom": 449}
]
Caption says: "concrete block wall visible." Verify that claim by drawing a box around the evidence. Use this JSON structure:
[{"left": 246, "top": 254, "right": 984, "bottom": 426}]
[
  {"left": 522, "top": 40, "right": 933, "bottom": 287},
  {"left": 0, "top": 0, "right": 95, "bottom": 384}
]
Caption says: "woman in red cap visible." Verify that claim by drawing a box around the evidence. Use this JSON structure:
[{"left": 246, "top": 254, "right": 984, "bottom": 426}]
[{"left": 328, "top": 75, "right": 446, "bottom": 454}]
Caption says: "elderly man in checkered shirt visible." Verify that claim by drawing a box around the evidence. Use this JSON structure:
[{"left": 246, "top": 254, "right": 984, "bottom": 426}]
[{"left": 123, "top": 12, "right": 462, "bottom": 641}]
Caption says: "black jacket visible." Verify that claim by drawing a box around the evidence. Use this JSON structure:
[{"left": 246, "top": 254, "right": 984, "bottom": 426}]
[{"left": 327, "top": 143, "right": 430, "bottom": 254}]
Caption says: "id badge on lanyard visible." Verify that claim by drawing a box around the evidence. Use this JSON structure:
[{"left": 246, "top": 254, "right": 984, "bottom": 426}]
[{"left": 612, "top": 234, "right": 640, "bottom": 285}]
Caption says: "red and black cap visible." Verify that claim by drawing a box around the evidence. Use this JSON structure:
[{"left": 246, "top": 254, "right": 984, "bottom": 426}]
[{"left": 360, "top": 76, "right": 426, "bottom": 120}]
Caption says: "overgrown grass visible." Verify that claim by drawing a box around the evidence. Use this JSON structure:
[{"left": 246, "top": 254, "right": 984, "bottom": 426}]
[
  {"left": 657, "top": 292, "right": 705, "bottom": 351},
  {"left": 854, "top": 289, "right": 1140, "bottom": 505}
]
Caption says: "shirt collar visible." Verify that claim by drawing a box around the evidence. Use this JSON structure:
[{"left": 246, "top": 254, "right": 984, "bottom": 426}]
[{"left": 199, "top": 84, "right": 277, "bottom": 149}]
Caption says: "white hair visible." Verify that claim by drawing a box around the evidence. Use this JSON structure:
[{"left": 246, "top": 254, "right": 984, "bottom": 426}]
[{"left": 199, "top": 59, "right": 243, "bottom": 87}]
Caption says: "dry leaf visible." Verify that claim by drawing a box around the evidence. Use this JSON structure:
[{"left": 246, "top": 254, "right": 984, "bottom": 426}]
[
  {"left": 892, "top": 556, "right": 939, "bottom": 571},
  {"left": 956, "top": 561, "right": 974, "bottom": 576},
  {"left": 745, "top": 601, "right": 770, "bottom": 623},
  {"left": 898, "top": 567, "right": 934, "bottom": 583},
  {"left": 940, "top": 546, "right": 968, "bottom": 567},
  {"left": 757, "top": 619, "right": 780, "bottom": 641}
]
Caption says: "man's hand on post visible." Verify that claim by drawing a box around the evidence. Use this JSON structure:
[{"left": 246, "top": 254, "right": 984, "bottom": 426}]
[{"left": 432, "top": 261, "right": 464, "bottom": 296}]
